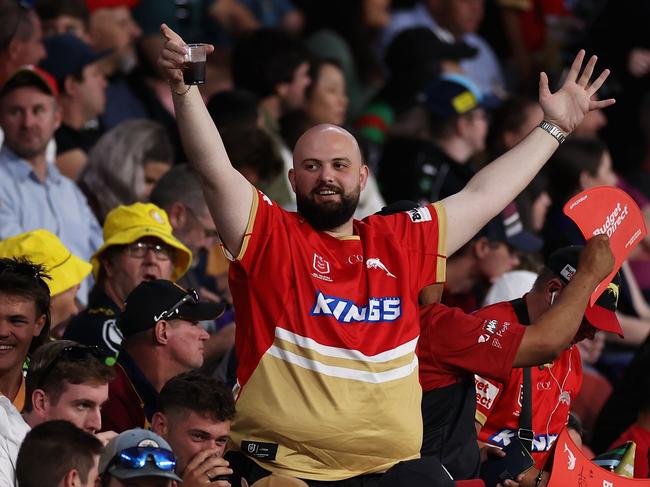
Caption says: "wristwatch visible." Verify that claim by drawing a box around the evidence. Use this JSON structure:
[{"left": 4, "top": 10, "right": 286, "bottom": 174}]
[{"left": 538, "top": 120, "right": 567, "bottom": 144}]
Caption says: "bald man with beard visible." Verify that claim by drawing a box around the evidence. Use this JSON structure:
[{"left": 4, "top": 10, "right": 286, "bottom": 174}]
[{"left": 158, "top": 23, "right": 614, "bottom": 486}]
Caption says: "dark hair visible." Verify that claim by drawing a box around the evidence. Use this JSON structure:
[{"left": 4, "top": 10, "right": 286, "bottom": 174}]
[
  {"left": 0, "top": 0, "right": 35, "bottom": 53},
  {"left": 24, "top": 340, "right": 115, "bottom": 412},
  {"left": 150, "top": 164, "right": 206, "bottom": 215},
  {"left": 487, "top": 95, "right": 540, "bottom": 157},
  {"left": 206, "top": 89, "right": 260, "bottom": 133},
  {"left": 305, "top": 57, "right": 343, "bottom": 99},
  {"left": 0, "top": 257, "right": 51, "bottom": 353},
  {"left": 231, "top": 28, "right": 310, "bottom": 99},
  {"left": 157, "top": 371, "right": 235, "bottom": 423},
  {"left": 34, "top": 0, "right": 89, "bottom": 24},
  {"left": 220, "top": 127, "right": 284, "bottom": 184},
  {"left": 546, "top": 138, "right": 608, "bottom": 205},
  {"left": 17, "top": 420, "right": 103, "bottom": 487}
]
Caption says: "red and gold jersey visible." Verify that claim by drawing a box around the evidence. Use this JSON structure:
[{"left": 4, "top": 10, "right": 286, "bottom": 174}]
[
  {"left": 227, "top": 188, "right": 446, "bottom": 480},
  {"left": 474, "top": 301, "right": 583, "bottom": 468}
]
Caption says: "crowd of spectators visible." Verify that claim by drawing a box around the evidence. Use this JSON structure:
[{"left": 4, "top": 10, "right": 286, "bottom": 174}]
[{"left": 1, "top": 0, "right": 650, "bottom": 486}]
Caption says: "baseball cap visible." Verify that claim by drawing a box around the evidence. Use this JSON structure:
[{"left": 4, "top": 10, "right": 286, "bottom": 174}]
[
  {"left": 92, "top": 203, "right": 192, "bottom": 281},
  {"left": 0, "top": 65, "right": 59, "bottom": 98},
  {"left": 40, "top": 34, "right": 111, "bottom": 90},
  {"left": 547, "top": 245, "right": 623, "bottom": 336},
  {"left": 0, "top": 229, "right": 92, "bottom": 297},
  {"left": 118, "top": 279, "right": 225, "bottom": 338},
  {"left": 99, "top": 428, "right": 182, "bottom": 482},
  {"left": 502, "top": 203, "right": 543, "bottom": 253},
  {"left": 384, "top": 27, "right": 477, "bottom": 76}
]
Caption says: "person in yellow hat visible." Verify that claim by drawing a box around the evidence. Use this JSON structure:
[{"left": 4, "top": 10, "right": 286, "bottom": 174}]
[
  {"left": 63, "top": 202, "right": 191, "bottom": 357},
  {"left": 0, "top": 229, "right": 92, "bottom": 339}
]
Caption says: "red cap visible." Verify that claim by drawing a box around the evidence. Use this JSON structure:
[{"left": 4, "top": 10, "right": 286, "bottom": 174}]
[
  {"left": 0, "top": 65, "right": 59, "bottom": 98},
  {"left": 85, "top": 0, "right": 140, "bottom": 14}
]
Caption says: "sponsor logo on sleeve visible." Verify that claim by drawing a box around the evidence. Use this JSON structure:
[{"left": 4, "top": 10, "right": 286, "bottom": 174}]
[
  {"left": 408, "top": 207, "right": 432, "bottom": 222},
  {"left": 475, "top": 376, "right": 499, "bottom": 410}
]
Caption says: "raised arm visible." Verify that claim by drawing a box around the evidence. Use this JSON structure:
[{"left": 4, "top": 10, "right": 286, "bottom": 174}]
[
  {"left": 158, "top": 24, "right": 253, "bottom": 256},
  {"left": 513, "top": 235, "right": 614, "bottom": 367},
  {"left": 441, "top": 51, "right": 615, "bottom": 255}
]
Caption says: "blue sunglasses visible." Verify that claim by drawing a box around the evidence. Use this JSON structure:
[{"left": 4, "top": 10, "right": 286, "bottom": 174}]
[{"left": 114, "top": 447, "right": 177, "bottom": 471}]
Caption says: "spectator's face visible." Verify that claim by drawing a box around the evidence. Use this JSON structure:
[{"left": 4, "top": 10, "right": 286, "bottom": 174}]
[
  {"left": 142, "top": 161, "right": 172, "bottom": 200},
  {"left": 306, "top": 63, "right": 348, "bottom": 126},
  {"left": 42, "top": 15, "right": 89, "bottom": 42},
  {"left": 50, "top": 284, "right": 81, "bottom": 338},
  {"left": 174, "top": 205, "right": 219, "bottom": 257},
  {"left": 103, "top": 238, "right": 175, "bottom": 302},
  {"left": 280, "top": 62, "right": 311, "bottom": 112},
  {"left": 531, "top": 191, "right": 551, "bottom": 232},
  {"left": 364, "top": 0, "right": 391, "bottom": 29},
  {"left": 290, "top": 126, "right": 368, "bottom": 231},
  {"left": 14, "top": 12, "right": 46, "bottom": 65},
  {"left": 572, "top": 320, "right": 597, "bottom": 344},
  {"left": 581, "top": 150, "right": 618, "bottom": 189},
  {"left": 89, "top": 7, "right": 142, "bottom": 73},
  {"left": 77, "top": 62, "right": 108, "bottom": 121},
  {"left": 41, "top": 381, "right": 108, "bottom": 433},
  {"left": 462, "top": 108, "right": 489, "bottom": 154},
  {"left": 0, "top": 293, "right": 46, "bottom": 378},
  {"left": 166, "top": 319, "right": 209, "bottom": 371},
  {"left": 477, "top": 240, "right": 520, "bottom": 282},
  {"left": 107, "top": 477, "right": 172, "bottom": 487},
  {"left": 0, "top": 87, "right": 61, "bottom": 160},
  {"left": 443, "top": 0, "right": 484, "bottom": 36},
  {"left": 153, "top": 410, "right": 231, "bottom": 474}
]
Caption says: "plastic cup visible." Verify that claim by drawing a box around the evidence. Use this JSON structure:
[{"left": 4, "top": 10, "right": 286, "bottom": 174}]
[{"left": 183, "top": 43, "right": 207, "bottom": 85}]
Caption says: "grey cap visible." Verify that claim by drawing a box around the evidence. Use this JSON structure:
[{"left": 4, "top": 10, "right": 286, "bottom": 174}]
[{"left": 99, "top": 429, "right": 182, "bottom": 482}]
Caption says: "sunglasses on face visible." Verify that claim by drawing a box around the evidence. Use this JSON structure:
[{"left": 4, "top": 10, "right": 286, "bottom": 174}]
[
  {"left": 111, "top": 447, "right": 177, "bottom": 471},
  {"left": 36, "top": 345, "right": 114, "bottom": 389}
]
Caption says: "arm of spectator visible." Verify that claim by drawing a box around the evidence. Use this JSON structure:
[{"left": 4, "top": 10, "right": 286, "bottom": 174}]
[
  {"left": 158, "top": 24, "right": 254, "bottom": 257},
  {"left": 441, "top": 51, "right": 614, "bottom": 255},
  {"left": 513, "top": 235, "right": 614, "bottom": 367},
  {"left": 209, "top": 0, "right": 259, "bottom": 34},
  {"left": 607, "top": 313, "right": 650, "bottom": 347},
  {"left": 55, "top": 150, "right": 87, "bottom": 182},
  {"left": 621, "top": 261, "right": 650, "bottom": 320}
]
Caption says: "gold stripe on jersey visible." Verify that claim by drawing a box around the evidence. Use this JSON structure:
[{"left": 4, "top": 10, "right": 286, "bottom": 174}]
[
  {"left": 475, "top": 410, "right": 488, "bottom": 426},
  {"left": 229, "top": 184, "right": 259, "bottom": 262},
  {"left": 432, "top": 202, "right": 447, "bottom": 283},
  {"left": 232, "top": 349, "right": 423, "bottom": 480}
]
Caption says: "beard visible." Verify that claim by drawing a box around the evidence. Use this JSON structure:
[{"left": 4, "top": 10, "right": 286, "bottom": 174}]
[{"left": 296, "top": 184, "right": 360, "bottom": 231}]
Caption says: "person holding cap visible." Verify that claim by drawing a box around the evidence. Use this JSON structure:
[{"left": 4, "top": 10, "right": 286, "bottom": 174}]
[
  {"left": 101, "top": 279, "right": 224, "bottom": 433},
  {"left": 0, "top": 65, "right": 102, "bottom": 277},
  {"left": 39, "top": 33, "right": 110, "bottom": 181},
  {"left": 99, "top": 428, "right": 182, "bottom": 487},
  {"left": 474, "top": 244, "right": 623, "bottom": 487},
  {"left": 0, "top": 229, "right": 92, "bottom": 338},
  {"left": 64, "top": 202, "right": 191, "bottom": 358}
]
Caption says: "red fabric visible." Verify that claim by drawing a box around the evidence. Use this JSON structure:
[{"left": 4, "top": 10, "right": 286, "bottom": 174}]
[
  {"left": 572, "top": 368, "right": 612, "bottom": 436},
  {"left": 101, "top": 363, "right": 146, "bottom": 433},
  {"left": 474, "top": 301, "right": 583, "bottom": 469},
  {"left": 85, "top": 0, "right": 139, "bottom": 13},
  {"left": 417, "top": 304, "right": 525, "bottom": 391},
  {"left": 611, "top": 424, "right": 650, "bottom": 478}
]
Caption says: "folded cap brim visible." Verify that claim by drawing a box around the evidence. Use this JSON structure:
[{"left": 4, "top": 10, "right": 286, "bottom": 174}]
[
  {"left": 48, "top": 253, "right": 92, "bottom": 296},
  {"left": 177, "top": 301, "right": 226, "bottom": 322},
  {"left": 91, "top": 227, "right": 192, "bottom": 281},
  {"left": 585, "top": 303, "right": 623, "bottom": 337}
]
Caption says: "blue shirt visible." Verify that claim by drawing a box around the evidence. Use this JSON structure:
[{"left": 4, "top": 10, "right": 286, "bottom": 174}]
[{"left": 0, "top": 145, "right": 102, "bottom": 263}]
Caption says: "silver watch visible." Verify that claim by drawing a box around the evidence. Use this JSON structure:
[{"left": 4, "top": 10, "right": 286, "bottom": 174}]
[{"left": 538, "top": 120, "right": 567, "bottom": 144}]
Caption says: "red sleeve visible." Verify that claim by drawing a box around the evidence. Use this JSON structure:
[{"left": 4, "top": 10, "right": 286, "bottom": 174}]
[
  {"left": 101, "top": 369, "right": 146, "bottom": 433},
  {"left": 419, "top": 304, "right": 525, "bottom": 386}
]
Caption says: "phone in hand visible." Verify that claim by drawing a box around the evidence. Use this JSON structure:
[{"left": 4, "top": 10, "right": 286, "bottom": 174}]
[{"left": 479, "top": 437, "right": 535, "bottom": 487}]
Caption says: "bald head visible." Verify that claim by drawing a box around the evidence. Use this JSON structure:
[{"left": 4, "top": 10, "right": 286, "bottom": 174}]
[{"left": 293, "top": 124, "right": 363, "bottom": 170}]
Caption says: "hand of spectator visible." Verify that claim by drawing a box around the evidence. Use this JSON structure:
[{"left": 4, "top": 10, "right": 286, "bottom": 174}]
[
  {"left": 158, "top": 23, "right": 215, "bottom": 91},
  {"left": 95, "top": 430, "right": 118, "bottom": 446},
  {"left": 182, "top": 448, "right": 233, "bottom": 487},
  {"left": 627, "top": 48, "right": 650, "bottom": 78},
  {"left": 578, "top": 234, "right": 614, "bottom": 285},
  {"left": 539, "top": 50, "right": 614, "bottom": 135}
]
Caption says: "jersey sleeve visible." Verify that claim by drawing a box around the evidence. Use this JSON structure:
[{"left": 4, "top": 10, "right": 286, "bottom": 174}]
[
  {"left": 419, "top": 304, "right": 525, "bottom": 381},
  {"left": 363, "top": 203, "right": 447, "bottom": 288},
  {"left": 474, "top": 375, "right": 505, "bottom": 426}
]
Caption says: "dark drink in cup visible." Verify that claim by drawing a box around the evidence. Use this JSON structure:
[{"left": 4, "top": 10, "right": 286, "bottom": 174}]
[
  {"left": 183, "top": 43, "right": 208, "bottom": 85},
  {"left": 183, "top": 61, "right": 206, "bottom": 85}
]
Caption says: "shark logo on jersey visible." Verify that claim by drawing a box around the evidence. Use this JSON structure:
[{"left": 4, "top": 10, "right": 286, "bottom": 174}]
[
  {"left": 564, "top": 443, "right": 576, "bottom": 470},
  {"left": 366, "top": 258, "right": 396, "bottom": 278},
  {"left": 310, "top": 291, "right": 401, "bottom": 323}
]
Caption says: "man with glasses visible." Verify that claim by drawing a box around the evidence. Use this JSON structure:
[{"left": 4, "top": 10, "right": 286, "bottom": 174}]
[
  {"left": 0, "top": 339, "right": 115, "bottom": 486},
  {"left": 99, "top": 429, "right": 182, "bottom": 487},
  {"left": 64, "top": 202, "right": 192, "bottom": 358},
  {"left": 101, "top": 279, "right": 224, "bottom": 433}
]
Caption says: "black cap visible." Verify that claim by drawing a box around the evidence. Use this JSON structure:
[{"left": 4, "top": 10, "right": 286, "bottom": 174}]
[
  {"left": 118, "top": 280, "right": 225, "bottom": 338},
  {"left": 547, "top": 246, "right": 622, "bottom": 336}
]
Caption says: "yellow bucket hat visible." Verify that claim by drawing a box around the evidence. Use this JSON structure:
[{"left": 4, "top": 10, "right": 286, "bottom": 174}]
[
  {"left": 92, "top": 202, "right": 192, "bottom": 281},
  {"left": 0, "top": 229, "right": 92, "bottom": 296}
]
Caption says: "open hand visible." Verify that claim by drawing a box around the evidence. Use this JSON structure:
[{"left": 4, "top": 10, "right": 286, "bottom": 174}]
[{"left": 539, "top": 50, "right": 615, "bottom": 135}]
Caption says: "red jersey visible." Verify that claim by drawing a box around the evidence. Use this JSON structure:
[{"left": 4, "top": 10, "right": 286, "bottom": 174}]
[
  {"left": 611, "top": 424, "right": 650, "bottom": 478},
  {"left": 474, "top": 300, "right": 583, "bottom": 468},
  {"left": 228, "top": 188, "right": 446, "bottom": 480}
]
